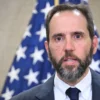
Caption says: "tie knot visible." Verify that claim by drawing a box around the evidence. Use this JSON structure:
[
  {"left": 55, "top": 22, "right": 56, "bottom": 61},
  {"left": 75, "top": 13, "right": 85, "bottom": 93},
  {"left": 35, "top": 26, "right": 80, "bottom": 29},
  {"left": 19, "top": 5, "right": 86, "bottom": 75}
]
[{"left": 66, "top": 88, "right": 80, "bottom": 100}]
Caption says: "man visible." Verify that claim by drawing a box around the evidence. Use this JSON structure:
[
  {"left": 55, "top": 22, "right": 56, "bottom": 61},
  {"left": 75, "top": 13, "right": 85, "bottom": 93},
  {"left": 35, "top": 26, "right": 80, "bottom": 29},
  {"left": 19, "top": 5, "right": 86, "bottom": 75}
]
[{"left": 11, "top": 3, "right": 100, "bottom": 100}]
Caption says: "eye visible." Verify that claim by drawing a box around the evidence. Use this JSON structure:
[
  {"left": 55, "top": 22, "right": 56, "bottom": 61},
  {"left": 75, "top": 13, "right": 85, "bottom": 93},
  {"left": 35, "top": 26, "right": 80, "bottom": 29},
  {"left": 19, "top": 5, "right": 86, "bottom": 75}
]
[
  {"left": 52, "top": 33, "right": 64, "bottom": 42},
  {"left": 75, "top": 34, "right": 81, "bottom": 38},
  {"left": 55, "top": 36, "right": 63, "bottom": 41},
  {"left": 73, "top": 32, "right": 83, "bottom": 39}
]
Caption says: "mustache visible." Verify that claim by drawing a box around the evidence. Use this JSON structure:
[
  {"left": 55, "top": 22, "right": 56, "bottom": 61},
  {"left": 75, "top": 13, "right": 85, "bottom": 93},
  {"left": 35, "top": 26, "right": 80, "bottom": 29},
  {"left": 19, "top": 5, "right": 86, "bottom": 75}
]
[
  {"left": 57, "top": 51, "right": 82, "bottom": 69},
  {"left": 61, "top": 51, "right": 81, "bottom": 62}
]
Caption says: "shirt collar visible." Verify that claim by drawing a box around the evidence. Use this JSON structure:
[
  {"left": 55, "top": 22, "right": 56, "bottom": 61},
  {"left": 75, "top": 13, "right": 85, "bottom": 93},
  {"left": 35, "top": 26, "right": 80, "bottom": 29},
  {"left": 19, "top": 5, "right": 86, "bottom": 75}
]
[
  {"left": 54, "top": 69, "right": 92, "bottom": 100},
  {"left": 75, "top": 69, "right": 92, "bottom": 100},
  {"left": 54, "top": 73, "right": 70, "bottom": 100}
]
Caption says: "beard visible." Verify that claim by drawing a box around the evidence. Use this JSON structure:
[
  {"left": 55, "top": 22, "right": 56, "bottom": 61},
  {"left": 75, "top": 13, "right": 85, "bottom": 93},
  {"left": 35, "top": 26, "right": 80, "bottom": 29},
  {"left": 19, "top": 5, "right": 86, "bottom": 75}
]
[{"left": 48, "top": 46, "right": 93, "bottom": 82}]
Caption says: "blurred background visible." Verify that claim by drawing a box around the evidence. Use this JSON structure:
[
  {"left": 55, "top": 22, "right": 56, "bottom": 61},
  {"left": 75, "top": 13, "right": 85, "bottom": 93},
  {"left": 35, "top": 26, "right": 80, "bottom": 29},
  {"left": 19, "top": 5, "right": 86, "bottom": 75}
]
[{"left": 0, "top": 0, "right": 100, "bottom": 93}]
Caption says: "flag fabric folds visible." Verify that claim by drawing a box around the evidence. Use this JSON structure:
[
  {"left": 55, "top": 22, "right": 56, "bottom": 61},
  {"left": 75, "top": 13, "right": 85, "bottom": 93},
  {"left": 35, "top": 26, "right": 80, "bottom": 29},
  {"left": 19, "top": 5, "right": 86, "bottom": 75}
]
[{"left": 0, "top": 0, "right": 100, "bottom": 100}]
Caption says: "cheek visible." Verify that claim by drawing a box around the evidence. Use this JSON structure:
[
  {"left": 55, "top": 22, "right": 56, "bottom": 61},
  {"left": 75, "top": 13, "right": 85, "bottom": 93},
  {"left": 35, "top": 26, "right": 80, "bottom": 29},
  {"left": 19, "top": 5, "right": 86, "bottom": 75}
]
[
  {"left": 75, "top": 42, "right": 91, "bottom": 59},
  {"left": 49, "top": 43, "right": 64, "bottom": 59}
]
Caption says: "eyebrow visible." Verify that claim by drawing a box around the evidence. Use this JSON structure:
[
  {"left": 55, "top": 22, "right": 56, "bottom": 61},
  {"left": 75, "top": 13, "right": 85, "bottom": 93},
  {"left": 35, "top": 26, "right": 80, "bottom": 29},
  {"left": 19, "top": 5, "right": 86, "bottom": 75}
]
[
  {"left": 51, "top": 31, "right": 85, "bottom": 39},
  {"left": 72, "top": 31, "right": 85, "bottom": 35},
  {"left": 72, "top": 31, "right": 84, "bottom": 34},
  {"left": 52, "top": 33, "right": 64, "bottom": 38}
]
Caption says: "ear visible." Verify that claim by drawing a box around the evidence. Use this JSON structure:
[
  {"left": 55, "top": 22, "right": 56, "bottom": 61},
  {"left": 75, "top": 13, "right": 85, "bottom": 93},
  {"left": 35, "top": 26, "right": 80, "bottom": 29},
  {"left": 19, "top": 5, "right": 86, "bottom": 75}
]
[
  {"left": 92, "top": 35, "right": 98, "bottom": 54},
  {"left": 44, "top": 41, "right": 49, "bottom": 54}
]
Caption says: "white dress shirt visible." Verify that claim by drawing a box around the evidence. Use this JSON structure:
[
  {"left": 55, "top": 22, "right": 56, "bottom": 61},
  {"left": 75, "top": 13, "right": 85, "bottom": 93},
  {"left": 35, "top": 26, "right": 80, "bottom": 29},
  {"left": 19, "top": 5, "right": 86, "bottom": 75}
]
[{"left": 54, "top": 69, "right": 92, "bottom": 100}]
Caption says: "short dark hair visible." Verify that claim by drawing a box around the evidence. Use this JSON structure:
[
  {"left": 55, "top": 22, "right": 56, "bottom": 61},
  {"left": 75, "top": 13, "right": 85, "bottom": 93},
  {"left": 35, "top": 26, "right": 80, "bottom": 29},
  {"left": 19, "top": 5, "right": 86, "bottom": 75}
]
[{"left": 45, "top": 3, "right": 94, "bottom": 42}]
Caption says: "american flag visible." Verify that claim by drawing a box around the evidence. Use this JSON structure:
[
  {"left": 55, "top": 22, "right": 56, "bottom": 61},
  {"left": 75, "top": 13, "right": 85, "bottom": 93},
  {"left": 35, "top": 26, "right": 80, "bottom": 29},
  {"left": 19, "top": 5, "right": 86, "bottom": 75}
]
[{"left": 0, "top": 0, "right": 100, "bottom": 100}]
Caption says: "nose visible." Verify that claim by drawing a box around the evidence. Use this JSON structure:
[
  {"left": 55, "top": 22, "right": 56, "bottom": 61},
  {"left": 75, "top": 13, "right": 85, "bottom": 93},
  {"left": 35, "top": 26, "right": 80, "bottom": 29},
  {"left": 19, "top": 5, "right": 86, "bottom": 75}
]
[{"left": 64, "top": 38, "right": 75, "bottom": 51}]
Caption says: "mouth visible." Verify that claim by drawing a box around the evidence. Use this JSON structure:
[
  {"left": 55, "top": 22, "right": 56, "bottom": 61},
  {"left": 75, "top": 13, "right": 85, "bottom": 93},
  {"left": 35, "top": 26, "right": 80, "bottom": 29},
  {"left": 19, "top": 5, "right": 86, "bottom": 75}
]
[{"left": 63, "top": 57, "right": 78, "bottom": 65}]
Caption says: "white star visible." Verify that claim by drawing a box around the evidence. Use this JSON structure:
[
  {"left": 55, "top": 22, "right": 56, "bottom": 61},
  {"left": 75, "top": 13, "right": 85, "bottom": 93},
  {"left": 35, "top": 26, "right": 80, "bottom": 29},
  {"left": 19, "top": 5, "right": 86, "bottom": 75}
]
[
  {"left": 82, "top": 0, "right": 88, "bottom": 3},
  {"left": 16, "top": 45, "right": 27, "bottom": 61},
  {"left": 65, "top": 0, "right": 69, "bottom": 2},
  {"left": 90, "top": 59, "right": 100, "bottom": 72},
  {"left": 36, "top": 25, "right": 46, "bottom": 42},
  {"left": 24, "top": 69, "right": 39, "bottom": 86},
  {"left": 1, "top": 88, "right": 14, "bottom": 100},
  {"left": 42, "top": 73, "right": 52, "bottom": 83},
  {"left": 32, "top": 1, "right": 38, "bottom": 14},
  {"left": 8, "top": 66, "right": 20, "bottom": 83},
  {"left": 23, "top": 25, "right": 32, "bottom": 39},
  {"left": 41, "top": 2, "right": 53, "bottom": 19},
  {"left": 47, "top": 58, "right": 54, "bottom": 69},
  {"left": 51, "top": 65, "right": 55, "bottom": 69},
  {"left": 30, "top": 47, "right": 44, "bottom": 64},
  {"left": 94, "top": 25, "right": 97, "bottom": 31},
  {"left": 33, "top": 9, "right": 37, "bottom": 14},
  {"left": 97, "top": 37, "right": 100, "bottom": 50}
]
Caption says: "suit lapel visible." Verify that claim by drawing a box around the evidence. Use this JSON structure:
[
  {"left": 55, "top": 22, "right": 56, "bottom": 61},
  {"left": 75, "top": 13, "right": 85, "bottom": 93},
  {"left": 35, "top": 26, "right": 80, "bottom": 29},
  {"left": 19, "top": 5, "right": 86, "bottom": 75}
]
[
  {"left": 34, "top": 70, "right": 100, "bottom": 100},
  {"left": 91, "top": 69, "right": 100, "bottom": 100},
  {"left": 35, "top": 75, "right": 55, "bottom": 100}
]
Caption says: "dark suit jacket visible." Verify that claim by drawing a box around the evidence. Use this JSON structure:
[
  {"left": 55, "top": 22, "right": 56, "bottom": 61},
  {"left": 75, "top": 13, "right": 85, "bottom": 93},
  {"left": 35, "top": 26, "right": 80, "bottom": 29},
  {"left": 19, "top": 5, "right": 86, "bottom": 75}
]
[{"left": 10, "top": 69, "right": 100, "bottom": 100}]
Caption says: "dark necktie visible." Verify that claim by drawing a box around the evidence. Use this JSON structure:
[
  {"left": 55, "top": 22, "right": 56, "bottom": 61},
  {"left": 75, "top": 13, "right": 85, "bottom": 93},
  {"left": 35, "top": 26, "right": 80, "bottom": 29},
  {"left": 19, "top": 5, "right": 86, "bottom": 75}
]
[{"left": 66, "top": 88, "right": 80, "bottom": 100}]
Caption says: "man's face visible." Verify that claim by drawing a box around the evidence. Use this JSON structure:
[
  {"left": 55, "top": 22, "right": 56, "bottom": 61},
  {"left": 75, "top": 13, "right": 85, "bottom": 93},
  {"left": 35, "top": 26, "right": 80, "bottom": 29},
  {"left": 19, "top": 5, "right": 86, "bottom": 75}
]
[{"left": 45, "top": 10, "right": 98, "bottom": 82}]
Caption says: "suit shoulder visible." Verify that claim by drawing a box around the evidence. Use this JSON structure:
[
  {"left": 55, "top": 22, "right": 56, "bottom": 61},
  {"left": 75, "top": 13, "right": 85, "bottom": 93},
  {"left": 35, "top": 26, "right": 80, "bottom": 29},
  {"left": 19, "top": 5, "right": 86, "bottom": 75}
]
[
  {"left": 91, "top": 69, "right": 100, "bottom": 84},
  {"left": 10, "top": 84, "right": 43, "bottom": 100},
  {"left": 10, "top": 75, "right": 54, "bottom": 100}
]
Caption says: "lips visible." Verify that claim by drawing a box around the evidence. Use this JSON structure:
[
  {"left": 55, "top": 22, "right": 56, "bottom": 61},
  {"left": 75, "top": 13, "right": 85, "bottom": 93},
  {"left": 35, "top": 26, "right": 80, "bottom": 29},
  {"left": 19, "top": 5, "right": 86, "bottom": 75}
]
[
  {"left": 64, "top": 57, "right": 76, "bottom": 61},
  {"left": 63, "top": 57, "right": 78, "bottom": 65}
]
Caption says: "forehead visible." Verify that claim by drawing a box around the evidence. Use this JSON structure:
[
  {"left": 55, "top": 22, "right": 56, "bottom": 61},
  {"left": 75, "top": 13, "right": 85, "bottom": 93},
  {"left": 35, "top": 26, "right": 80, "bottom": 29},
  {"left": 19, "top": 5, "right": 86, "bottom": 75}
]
[
  {"left": 50, "top": 10, "right": 87, "bottom": 27},
  {"left": 54, "top": 9, "right": 82, "bottom": 17},
  {"left": 49, "top": 10, "right": 89, "bottom": 37},
  {"left": 51, "top": 9, "right": 86, "bottom": 22}
]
